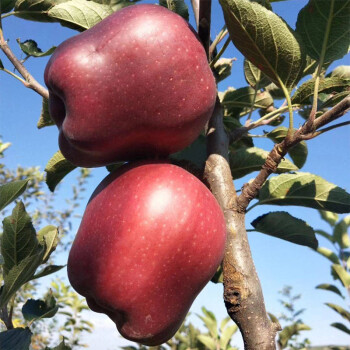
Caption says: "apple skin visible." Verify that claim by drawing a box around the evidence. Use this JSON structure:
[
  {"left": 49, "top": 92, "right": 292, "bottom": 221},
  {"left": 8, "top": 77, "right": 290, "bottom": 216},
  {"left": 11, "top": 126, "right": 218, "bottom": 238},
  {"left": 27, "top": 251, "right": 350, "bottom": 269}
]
[
  {"left": 67, "top": 162, "right": 226, "bottom": 345},
  {"left": 44, "top": 4, "right": 217, "bottom": 167}
]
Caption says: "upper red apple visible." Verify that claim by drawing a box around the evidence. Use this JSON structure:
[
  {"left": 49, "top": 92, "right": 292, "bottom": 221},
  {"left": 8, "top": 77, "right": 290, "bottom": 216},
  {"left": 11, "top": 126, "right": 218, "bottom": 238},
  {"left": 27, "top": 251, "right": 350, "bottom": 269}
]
[
  {"left": 44, "top": 4, "right": 217, "bottom": 167},
  {"left": 67, "top": 162, "right": 226, "bottom": 345}
]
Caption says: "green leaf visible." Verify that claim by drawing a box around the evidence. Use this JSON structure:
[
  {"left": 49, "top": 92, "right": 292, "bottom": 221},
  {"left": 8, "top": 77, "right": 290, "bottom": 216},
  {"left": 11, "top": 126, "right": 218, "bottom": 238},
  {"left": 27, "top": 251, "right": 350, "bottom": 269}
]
[
  {"left": 213, "top": 58, "right": 234, "bottom": 83},
  {"left": 333, "top": 216, "right": 350, "bottom": 248},
  {"left": 14, "top": 0, "right": 70, "bottom": 22},
  {"left": 265, "top": 82, "right": 285, "bottom": 100},
  {"left": 331, "top": 322, "right": 350, "bottom": 335},
  {"left": 171, "top": 134, "right": 207, "bottom": 169},
  {"left": 321, "top": 91, "right": 350, "bottom": 109},
  {"left": 1, "top": 0, "right": 17, "bottom": 13},
  {"left": 315, "top": 229, "right": 334, "bottom": 242},
  {"left": 319, "top": 210, "right": 339, "bottom": 226},
  {"left": 48, "top": 0, "right": 114, "bottom": 31},
  {"left": 291, "top": 77, "right": 350, "bottom": 104},
  {"left": 1, "top": 201, "right": 39, "bottom": 276},
  {"left": 0, "top": 59, "right": 3, "bottom": 70},
  {"left": 220, "top": 0, "right": 306, "bottom": 87},
  {"left": 45, "top": 151, "right": 77, "bottom": 192},
  {"left": 16, "top": 39, "right": 56, "bottom": 57},
  {"left": 244, "top": 59, "right": 270, "bottom": 89},
  {"left": 317, "top": 247, "right": 340, "bottom": 264},
  {"left": 251, "top": 211, "right": 318, "bottom": 249},
  {"left": 328, "top": 65, "right": 350, "bottom": 79},
  {"left": 0, "top": 328, "right": 32, "bottom": 350},
  {"left": 37, "top": 225, "right": 59, "bottom": 262},
  {"left": 326, "top": 303, "right": 350, "bottom": 322},
  {"left": 37, "top": 98, "right": 55, "bottom": 129},
  {"left": 197, "top": 335, "right": 216, "bottom": 350},
  {"left": 31, "top": 264, "right": 65, "bottom": 280},
  {"left": 229, "top": 147, "right": 298, "bottom": 179},
  {"left": 278, "top": 323, "right": 311, "bottom": 348},
  {"left": 266, "top": 126, "right": 308, "bottom": 168},
  {"left": 0, "top": 248, "right": 45, "bottom": 307},
  {"left": 221, "top": 86, "right": 274, "bottom": 117},
  {"left": 198, "top": 307, "right": 218, "bottom": 339},
  {"left": 159, "top": 0, "right": 189, "bottom": 21},
  {"left": 332, "top": 264, "right": 350, "bottom": 288},
  {"left": 316, "top": 283, "right": 344, "bottom": 298},
  {"left": 45, "top": 340, "right": 72, "bottom": 350},
  {"left": 0, "top": 179, "right": 29, "bottom": 211},
  {"left": 22, "top": 294, "right": 58, "bottom": 321},
  {"left": 257, "top": 172, "right": 350, "bottom": 213},
  {"left": 296, "top": 0, "right": 350, "bottom": 63},
  {"left": 211, "top": 265, "right": 223, "bottom": 284},
  {"left": 220, "top": 324, "right": 238, "bottom": 350}
]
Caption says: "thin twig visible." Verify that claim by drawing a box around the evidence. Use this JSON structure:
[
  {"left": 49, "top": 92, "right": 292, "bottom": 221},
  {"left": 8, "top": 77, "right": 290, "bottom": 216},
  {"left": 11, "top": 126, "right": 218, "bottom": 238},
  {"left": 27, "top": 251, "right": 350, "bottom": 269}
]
[{"left": 0, "top": 18, "right": 49, "bottom": 99}]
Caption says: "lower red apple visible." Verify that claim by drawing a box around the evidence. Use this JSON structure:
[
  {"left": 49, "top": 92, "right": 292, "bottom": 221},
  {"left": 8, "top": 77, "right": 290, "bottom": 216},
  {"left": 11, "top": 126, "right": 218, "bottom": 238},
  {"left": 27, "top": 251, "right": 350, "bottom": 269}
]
[{"left": 67, "top": 162, "right": 226, "bottom": 345}]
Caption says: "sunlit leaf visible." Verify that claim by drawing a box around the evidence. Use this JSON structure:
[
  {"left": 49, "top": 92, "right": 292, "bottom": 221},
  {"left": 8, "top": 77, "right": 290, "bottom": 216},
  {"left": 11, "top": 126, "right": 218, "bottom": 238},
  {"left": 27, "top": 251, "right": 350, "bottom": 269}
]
[
  {"left": 317, "top": 247, "right": 340, "bottom": 264},
  {"left": 278, "top": 323, "right": 311, "bottom": 348},
  {"left": 257, "top": 172, "right": 350, "bottom": 213},
  {"left": 214, "top": 58, "right": 234, "bottom": 83},
  {"left": 332, "top": 264, "right": 350, "bottom": 288},
  {"left": 197, "top": 335, "right": 216, "bottom": 350},
  {"left": 37, "top": 98, "right": 55, "bottom": 129},
  {"left": 251, "top": 211, "right": 318, "bottom": 249},
  {"left": 328, "top": 65, "right": 350, "bottom": 79},
  {"left": 220, "top": 0, "right": 306, "bottom": 87},
  {"left": 333, "top": 216, "right": 350, "bottom": 248},
  {"left": 37, "top": 225, "right": 59, "bottom": 262},
  {"left": 319, "top": 210, "right": 339, "bottom": 226},
  {"left": 326, "top": 303, "right": 350, "bottom": 322}
]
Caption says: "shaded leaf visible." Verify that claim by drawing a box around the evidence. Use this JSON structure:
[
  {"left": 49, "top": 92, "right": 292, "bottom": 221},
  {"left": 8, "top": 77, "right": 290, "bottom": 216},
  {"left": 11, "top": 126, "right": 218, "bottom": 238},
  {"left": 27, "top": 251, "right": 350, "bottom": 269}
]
[
  {"left": 16, "top": 39, "right": 56, "bottom": 57},
  {"left": 220, "top": 0, "right": 306, "bottom": 87},
  {"left": 257, "top": 172, "right": 350, "bottom": 213},
  {"left": 265, "top": 82, "right": 285, "bottom": 100},
  {"left": 0, "top": 327, "right": 32, "bottom": 350},
  {"left": 0, "top": 248, "right": 45, "bottom": 307},
  {"left": 244, "top": 59, "right": 270, "bottom": 89},
  {"left": 229, "top": 147, "right": 298, "bottom": 179},
  {"left": 48, "top": 0, "right": 113, "bottom": 31},
  {"left": 316, "top": 283, "right": 344, "bottom": 298},
  {"left": 266, "top": 126, "right": 308, "bottom": 168},
  {"left": 31, "top": 264, "right": 65, "bottom": 280},
  {"left": 37, "top": 98, "right": 55, "bottom": 129},
  {"left": 1, "top": 201, "right": 39, "bottom": 276},
  {"left": 332, "top": 264, "right": 350, "bottom": 288},
  {"left": 1, "top": 0, "right": 17, "bottom": 13},
  {"left": 319, "top": 210, "right": 339, "bottom": 226},
  {"left": 331, "top": 322, "right": 350, "bottom": 335},
  {"left": 211, "top": 265, "right": 223, "bottom": 284},
  {"left": 317, "top": 247, "right": 340, "bottom": 264},
  {"left": 321, "top": 91, "right": 350, "bottom": 108},
  {"left": 326, "top": 303, "right": 350, "bottom": 322},
  {"left": 22, "top": 295, "right": 58, "bottom": 321},
  {"left": 251, "top": 211, "right": 318, "bottom": 249},
  {"left": 221, "top": 86, "right": 274, "bottom": 118},
  {"left": 106, "top": 162, "right": 126, "bottom": 173},
  {"left": 291, "top": 77, "right": 350, "bottom": 104},
  {"left": 0, "top": 179, "right": 29, "bottom": 211},
  {"left": 213, "top": 58, "right": 234, "bottom": 83},
  {"left": 296, "top": 0, "right": 350, "bottom": 63},
  {"left": 171, "top": 134, "right": 206, "bottom": 169},
  {"left": 45, "top": 151, "right": 77, "bottom": 192},
  {"left": 159, "top": 0, "right": 189, "bottom": 21}
]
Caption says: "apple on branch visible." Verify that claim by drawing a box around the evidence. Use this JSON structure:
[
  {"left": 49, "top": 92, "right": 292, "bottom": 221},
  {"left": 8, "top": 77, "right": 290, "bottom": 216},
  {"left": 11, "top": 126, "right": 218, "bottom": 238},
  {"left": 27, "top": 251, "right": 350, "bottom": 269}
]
[
  {"left": 67, "top": 162, "right": 226, "bottom": 345},
  {"left": 44, "top": 4, "right": 217, "bottom": 167}
]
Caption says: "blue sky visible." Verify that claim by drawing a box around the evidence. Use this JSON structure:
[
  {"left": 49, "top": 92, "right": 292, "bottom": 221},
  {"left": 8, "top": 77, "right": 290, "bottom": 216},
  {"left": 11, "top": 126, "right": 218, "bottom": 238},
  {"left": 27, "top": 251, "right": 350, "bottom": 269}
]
[{"left": 1, "top": 0, "right": 350, "bottom": 348}]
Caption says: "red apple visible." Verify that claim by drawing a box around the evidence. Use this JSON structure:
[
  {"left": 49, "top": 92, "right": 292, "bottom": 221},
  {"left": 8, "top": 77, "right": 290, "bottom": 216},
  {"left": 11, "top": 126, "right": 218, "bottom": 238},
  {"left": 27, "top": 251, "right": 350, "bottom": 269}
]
[
  {"left": 44, "top": 4, "right": 217, "bottom": 167},
  {"left": 67, "top": 162, "right": 226, "bottom": 345}
]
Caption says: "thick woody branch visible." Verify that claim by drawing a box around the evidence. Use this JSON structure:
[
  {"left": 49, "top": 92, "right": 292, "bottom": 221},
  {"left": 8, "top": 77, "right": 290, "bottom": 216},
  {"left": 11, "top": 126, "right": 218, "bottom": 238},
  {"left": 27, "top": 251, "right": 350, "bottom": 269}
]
[
  {"left": 204, "top": 101, "right": 280, "bottom": 350},
  {"left": 237, "top": 96, "right": 350, "bottom": 212},
  {"left": 0, "top": 29, "right": 49, "bottom": 99}
]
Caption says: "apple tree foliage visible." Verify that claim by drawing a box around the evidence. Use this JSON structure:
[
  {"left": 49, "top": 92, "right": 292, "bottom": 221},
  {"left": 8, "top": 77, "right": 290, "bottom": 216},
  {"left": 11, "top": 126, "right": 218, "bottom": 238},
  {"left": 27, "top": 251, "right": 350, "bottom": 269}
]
[{"left": 0, "top": 0, "right": 350, "bottom": 349}]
